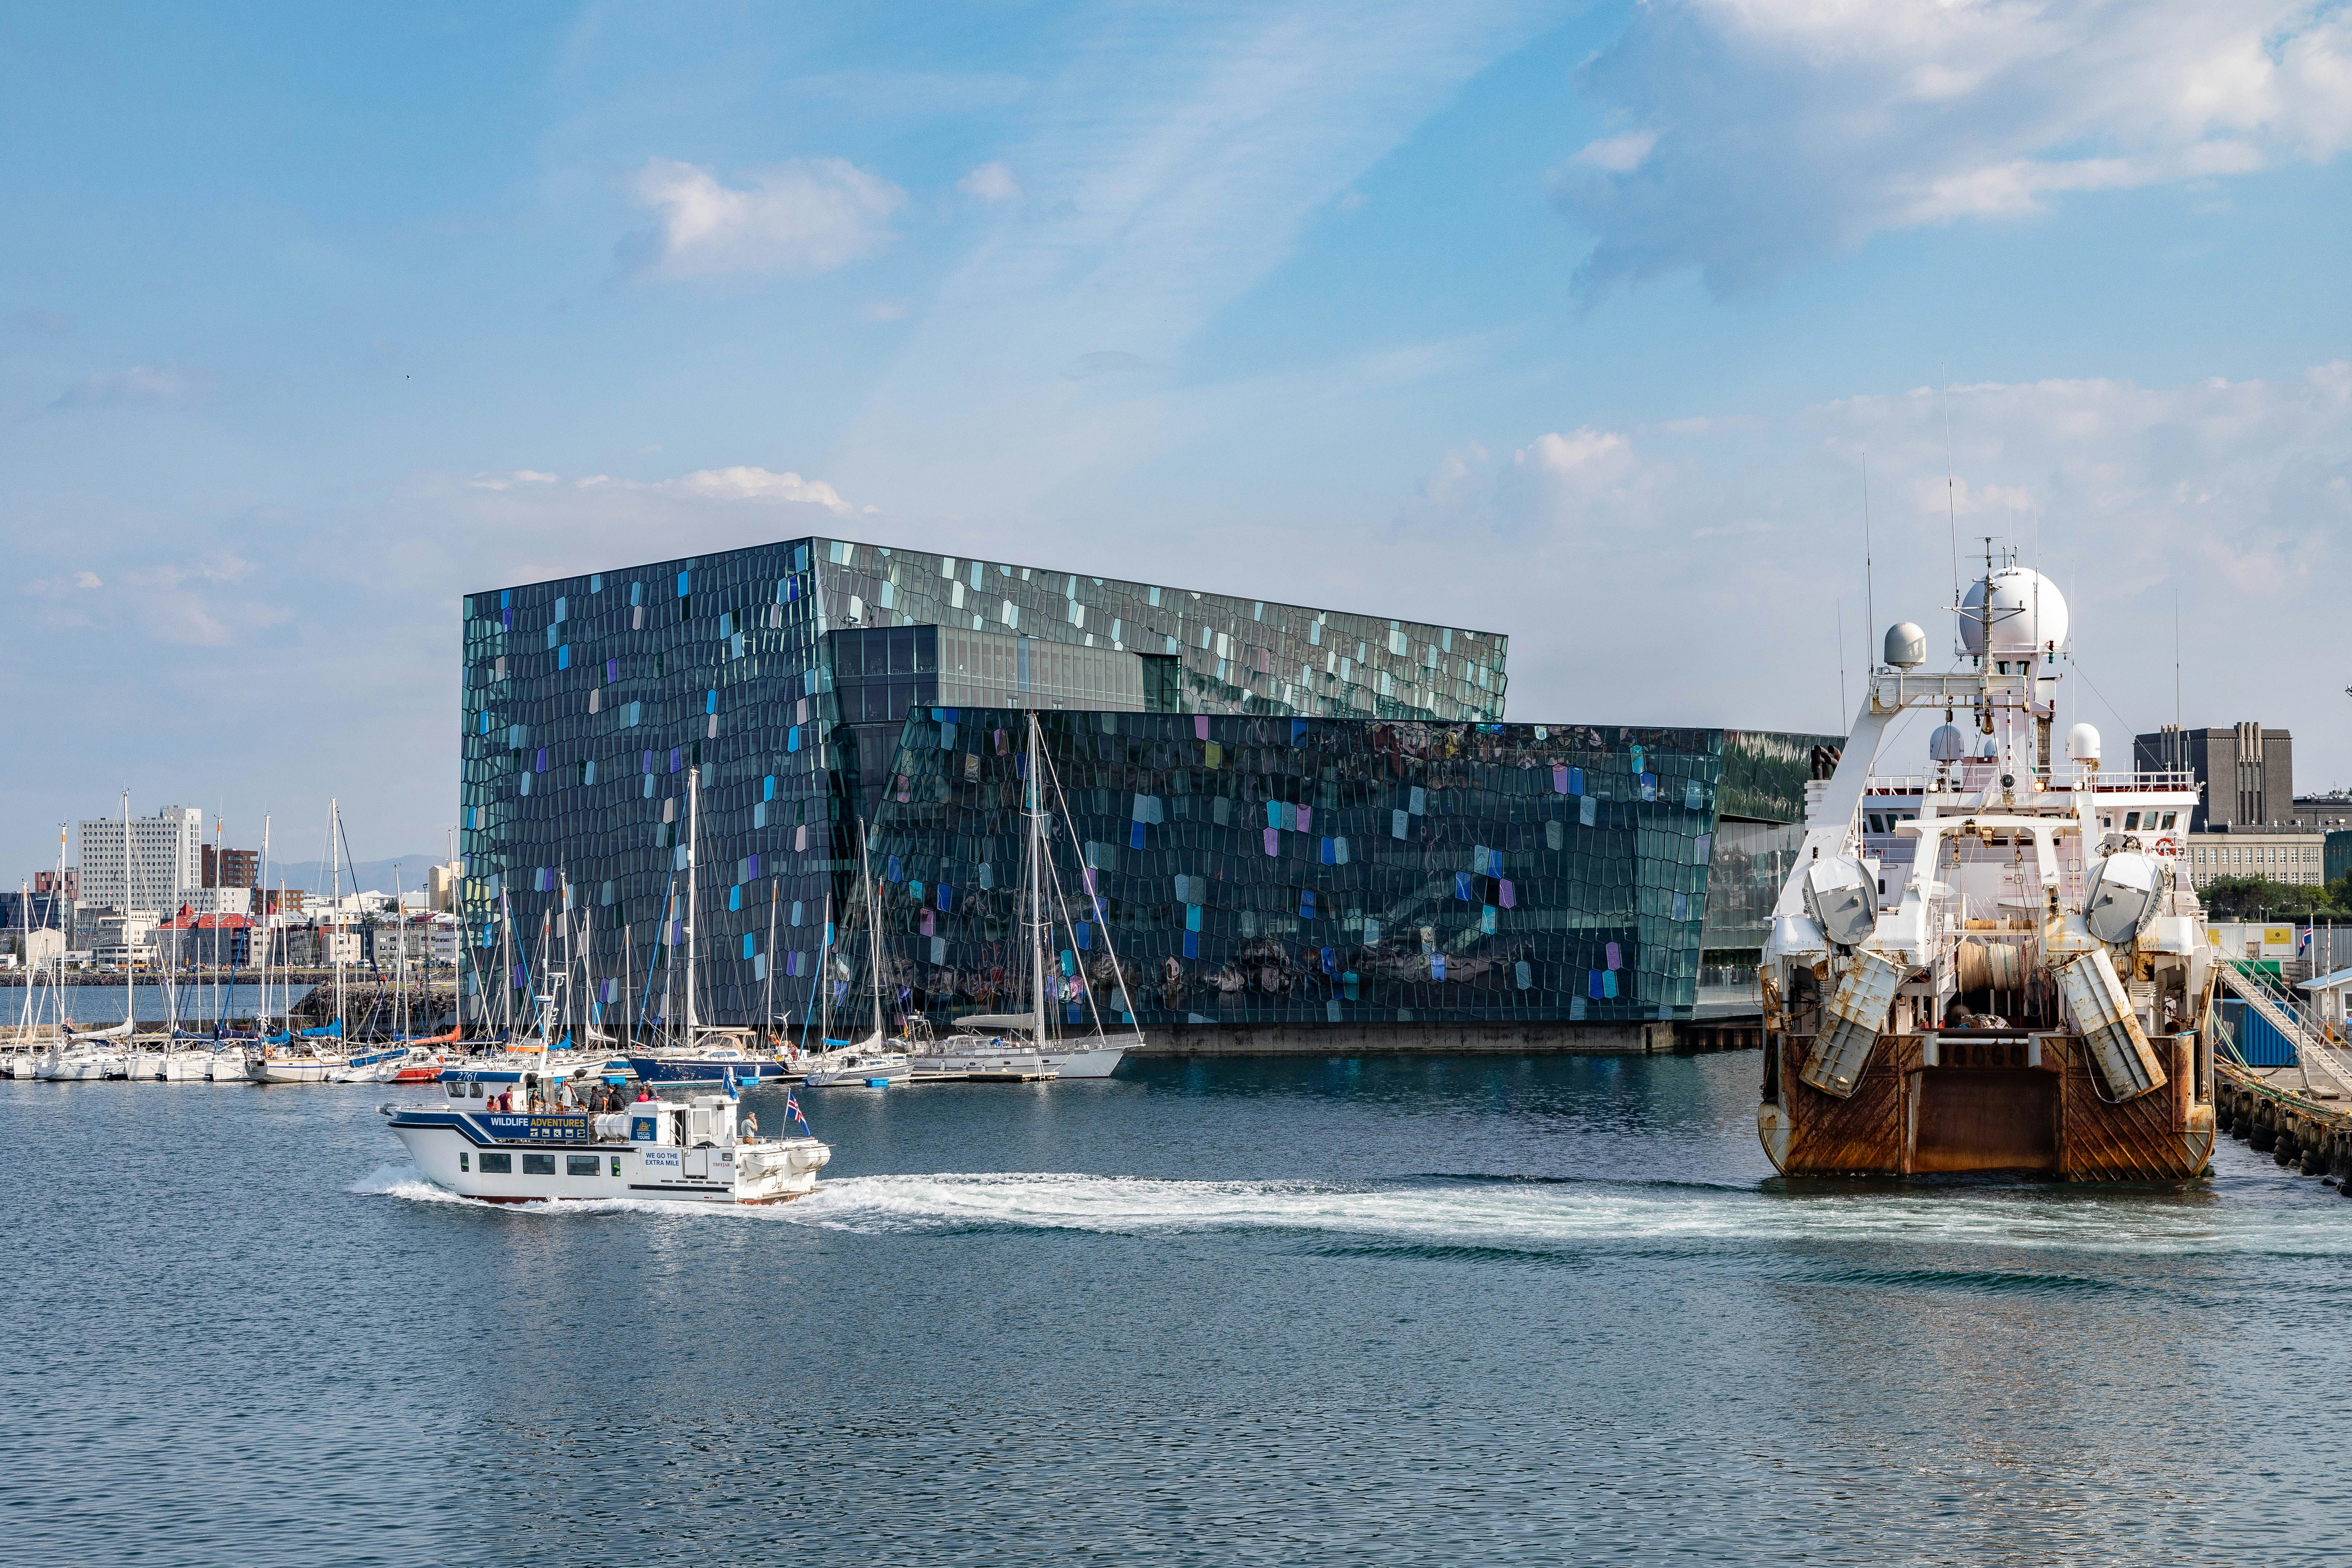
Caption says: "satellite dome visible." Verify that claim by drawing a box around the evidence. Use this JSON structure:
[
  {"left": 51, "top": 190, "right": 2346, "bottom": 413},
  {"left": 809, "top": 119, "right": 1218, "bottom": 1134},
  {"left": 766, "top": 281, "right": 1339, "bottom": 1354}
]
[
  {"left": 1929, "top": 723, "right": 1968, "bottom": 762},
  {"left": 1883, "top": 622, "right": 1927, "bottom": 669},
  {"left": 1959, "top": 567, "right": 2068, "bottom": 657},
  {"left": 1977, "top": 736, "right": 1999, "bottom": 759},
  {"left": 2066, "top": 722, "right": 2101, "bottom": 764}
]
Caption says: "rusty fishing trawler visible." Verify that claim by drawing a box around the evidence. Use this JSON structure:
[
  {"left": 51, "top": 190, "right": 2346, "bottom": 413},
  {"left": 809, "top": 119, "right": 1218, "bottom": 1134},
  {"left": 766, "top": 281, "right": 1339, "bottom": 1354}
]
[{"left": 1757, "top": 552, "right": 2216, "bottom": 1179}]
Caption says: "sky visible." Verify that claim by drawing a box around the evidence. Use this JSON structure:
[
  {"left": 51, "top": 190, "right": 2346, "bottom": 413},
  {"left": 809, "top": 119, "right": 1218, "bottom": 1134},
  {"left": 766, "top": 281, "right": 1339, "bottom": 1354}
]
[{"left": 3, "top": 0, "right": 2348, "bottom": 877}]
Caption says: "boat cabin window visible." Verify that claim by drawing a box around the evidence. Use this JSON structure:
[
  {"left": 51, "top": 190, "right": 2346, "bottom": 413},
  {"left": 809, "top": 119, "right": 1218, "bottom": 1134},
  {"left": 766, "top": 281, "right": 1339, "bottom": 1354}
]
[
  {"left": 459, "top": 1151, "right": 470, "bottom": 1172},
  {"left": 611, "top": 1156, "right": 623, "bottom": 1177},
  {"left": 566, "top": 1154, "right": 600, "bottom": 1176},
  {"left": 446, "top": 1080, "right": 465, "bottom": 1098},
  {"left": 522, "top": 1153, "right": 557, "bottom": 1176},
  {"left": 2160, "top": 812, "right": 2178, "bottom": 829},
  {"left": 470, "top": 1080, "right": 484, "bottom": 1098},
  {"left": 479, "top": 1152, "right": 512, "bottom": 1174},
  {"left": 2125, "top": 812, "right": 2141, "bottom": 829}
]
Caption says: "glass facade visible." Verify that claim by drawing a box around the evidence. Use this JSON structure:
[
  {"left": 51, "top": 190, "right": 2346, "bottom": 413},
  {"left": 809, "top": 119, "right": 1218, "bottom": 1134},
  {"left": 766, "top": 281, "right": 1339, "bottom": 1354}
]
[
  {"left": 847, "top": 709, "right": 1831, "bottom": 1030},
  {"left": 459, "top": 536, "right": 1508, "bottom": 1032}
]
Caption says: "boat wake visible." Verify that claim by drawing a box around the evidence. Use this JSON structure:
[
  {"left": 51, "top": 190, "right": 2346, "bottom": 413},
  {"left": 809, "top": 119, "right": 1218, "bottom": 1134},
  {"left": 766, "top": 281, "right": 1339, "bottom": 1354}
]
[{"left": 350, "top": 1164, "right": 2352, "bottom": 1258}]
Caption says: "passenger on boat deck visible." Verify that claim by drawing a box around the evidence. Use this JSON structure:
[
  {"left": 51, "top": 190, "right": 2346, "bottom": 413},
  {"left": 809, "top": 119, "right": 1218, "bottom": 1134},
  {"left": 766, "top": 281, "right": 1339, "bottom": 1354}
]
[{"left": 635, "top": 1086, "right": 654, "bottom": 1102}]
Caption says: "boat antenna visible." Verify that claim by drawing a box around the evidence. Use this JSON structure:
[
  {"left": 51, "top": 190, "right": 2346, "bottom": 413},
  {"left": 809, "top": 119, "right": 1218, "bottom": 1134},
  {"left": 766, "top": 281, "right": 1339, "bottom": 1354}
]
[
  {"left": 1834, "top": 599, "right": 1849, "bottom": 729},
  {"left": 1941, "top": 366, "right": 1961, "bottom": 618},
  {"left": 1861, "top": 450, "right": 1875, "bottom": 664}
]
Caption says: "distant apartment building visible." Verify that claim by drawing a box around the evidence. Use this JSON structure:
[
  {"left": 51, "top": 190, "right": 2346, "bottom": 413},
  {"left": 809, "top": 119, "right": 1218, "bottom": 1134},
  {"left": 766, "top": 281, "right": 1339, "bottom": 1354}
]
[
  {"left": 2135, "top": 723, "right": 2294, "bottom": 832},
  {"left": 75, "top": 804, "right": 204, "bottom": 912},
  {"left": 33, "top": 870, "right": 75, "bottom": 899},
  {"left": 153, "top": 912, "right": 253, "bottom": 968},
  {"left": 201, "top": 845, "right": 261, "bottom": 889},
  {"left": 2181, "top": 828, "right": 2329, "bottom": 888}
]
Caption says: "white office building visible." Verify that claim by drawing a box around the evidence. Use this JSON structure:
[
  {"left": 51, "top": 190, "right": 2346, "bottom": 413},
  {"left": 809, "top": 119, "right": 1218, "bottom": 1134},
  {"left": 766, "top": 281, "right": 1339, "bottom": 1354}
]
[{"left": 76, "top": 804, "right": 204, "bottom": 912}]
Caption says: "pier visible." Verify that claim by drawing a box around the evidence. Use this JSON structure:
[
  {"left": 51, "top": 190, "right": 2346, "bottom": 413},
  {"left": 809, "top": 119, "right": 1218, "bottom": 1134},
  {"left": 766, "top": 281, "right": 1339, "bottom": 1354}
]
[{"left": 2214, "top": 958, "right": 2352, "bottom": 1193}]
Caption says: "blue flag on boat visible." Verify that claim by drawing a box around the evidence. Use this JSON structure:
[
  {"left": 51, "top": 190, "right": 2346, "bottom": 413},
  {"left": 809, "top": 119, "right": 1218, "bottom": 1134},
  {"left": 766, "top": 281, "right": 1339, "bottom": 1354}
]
[
  {"left": 784, "top": 1090, "right": 811, "bottom": 1135},
  {"left": 723, "top": 1064, "right": 739, "bottom": 1101}
]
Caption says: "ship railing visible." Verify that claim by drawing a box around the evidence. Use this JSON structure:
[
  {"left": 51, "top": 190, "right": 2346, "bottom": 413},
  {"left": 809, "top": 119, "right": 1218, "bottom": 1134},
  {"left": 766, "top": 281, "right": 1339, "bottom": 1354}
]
[{"left": 1854, "top": 769, "right": 2198, "bottom": 797}]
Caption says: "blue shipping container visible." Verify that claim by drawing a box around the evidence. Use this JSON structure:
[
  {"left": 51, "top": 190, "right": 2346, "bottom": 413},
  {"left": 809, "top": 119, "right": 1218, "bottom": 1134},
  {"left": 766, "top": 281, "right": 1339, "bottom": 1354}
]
[{"left": 2221, "top": 998, "right": 2298, "bottom": 1067}]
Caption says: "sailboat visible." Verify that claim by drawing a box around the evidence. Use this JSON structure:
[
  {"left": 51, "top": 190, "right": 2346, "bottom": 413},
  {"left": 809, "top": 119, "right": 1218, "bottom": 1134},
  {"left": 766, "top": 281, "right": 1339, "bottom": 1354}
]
[
  {"left": 624, "top": 767, "right": 795, "bottom": 1085},
  {"left": 799, "top": 819, "right": 913, "bottom": 1087},
  {"left": 905, "top": 713, "right": 1141, "bottom": 1081},
  {"left": 250, "top": 798, "right": 355, "bottom": 1084}
]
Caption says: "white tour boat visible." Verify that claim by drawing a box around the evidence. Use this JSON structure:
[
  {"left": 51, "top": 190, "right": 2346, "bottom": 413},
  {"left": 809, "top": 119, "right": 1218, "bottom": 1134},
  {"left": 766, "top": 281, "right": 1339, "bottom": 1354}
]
[{"left": 384, "top": 1075, "right": 829, "bottom": 1205}]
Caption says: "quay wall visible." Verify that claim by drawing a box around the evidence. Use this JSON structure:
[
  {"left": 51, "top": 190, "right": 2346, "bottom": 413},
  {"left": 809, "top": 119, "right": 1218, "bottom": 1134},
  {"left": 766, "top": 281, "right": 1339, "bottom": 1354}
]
[{"left": 1133, "top": 1020, "right": 1761, "bottom": 1056}]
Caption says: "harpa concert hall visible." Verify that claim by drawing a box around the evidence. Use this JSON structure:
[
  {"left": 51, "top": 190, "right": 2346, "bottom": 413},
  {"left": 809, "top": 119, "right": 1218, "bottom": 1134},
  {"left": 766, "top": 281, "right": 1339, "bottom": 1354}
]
[{"left": 459, "top": 536, "right": 1831, "bottom": 1050}]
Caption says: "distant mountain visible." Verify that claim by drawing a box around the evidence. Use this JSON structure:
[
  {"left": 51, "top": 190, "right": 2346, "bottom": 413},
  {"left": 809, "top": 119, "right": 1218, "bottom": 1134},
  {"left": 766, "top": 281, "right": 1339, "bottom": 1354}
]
[{"left": 254, "top": 856, "right": 448, "bottom": 896}]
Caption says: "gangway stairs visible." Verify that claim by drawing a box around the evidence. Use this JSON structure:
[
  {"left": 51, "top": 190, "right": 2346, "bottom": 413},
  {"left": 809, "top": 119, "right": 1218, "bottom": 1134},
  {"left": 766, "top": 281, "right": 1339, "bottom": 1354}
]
[{"left": 2217, "top": 959, "right": 2352, "bottom": 1097}]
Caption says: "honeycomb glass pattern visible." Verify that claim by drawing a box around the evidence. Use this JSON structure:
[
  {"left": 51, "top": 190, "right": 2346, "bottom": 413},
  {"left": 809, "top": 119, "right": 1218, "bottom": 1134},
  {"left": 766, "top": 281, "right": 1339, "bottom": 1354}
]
[
  {"left": 458, "top": 536, "right": 1509, "bottom": 1032},
  {"left": 845, "top": 709, "right": 1732, "bottom": 1029}
]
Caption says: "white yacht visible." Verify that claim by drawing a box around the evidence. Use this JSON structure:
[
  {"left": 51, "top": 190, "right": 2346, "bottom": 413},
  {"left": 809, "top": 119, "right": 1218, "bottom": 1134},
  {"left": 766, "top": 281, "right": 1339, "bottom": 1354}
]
[{"left": 898, "top": 715, "right": 1139, "bottom": 1082}]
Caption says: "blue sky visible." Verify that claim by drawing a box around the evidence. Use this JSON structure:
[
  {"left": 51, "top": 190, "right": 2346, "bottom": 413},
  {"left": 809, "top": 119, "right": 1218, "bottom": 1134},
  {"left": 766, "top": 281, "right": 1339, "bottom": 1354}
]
[{"left": 4, "top": 0, "right": 2348, "bottom": 874}]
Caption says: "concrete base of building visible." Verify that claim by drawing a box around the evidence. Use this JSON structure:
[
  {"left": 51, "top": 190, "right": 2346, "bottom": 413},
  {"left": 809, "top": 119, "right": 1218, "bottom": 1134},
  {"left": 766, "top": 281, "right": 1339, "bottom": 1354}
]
[{"left": 1131, "top": 1019, "right": 1687, "bottom": 1057}]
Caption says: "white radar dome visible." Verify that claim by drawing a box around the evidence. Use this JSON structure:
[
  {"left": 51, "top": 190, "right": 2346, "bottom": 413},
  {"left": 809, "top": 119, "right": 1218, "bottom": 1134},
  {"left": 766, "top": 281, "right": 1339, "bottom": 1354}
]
[
  {"left": 1884, "top": 622, "right": 1927, "bottom": 669},
  {"left": 1929, "top": 723, "right": 1969, "bottom": 763},
  {"left": 1959, "top": 567, "right": 2069, "bottom": 657},
  {"left": 1978, "top": 736, "right": 1999, "bottom": 759},
  {"left": 2066, "top": 722, "right": 2101, "bottom": 764}
]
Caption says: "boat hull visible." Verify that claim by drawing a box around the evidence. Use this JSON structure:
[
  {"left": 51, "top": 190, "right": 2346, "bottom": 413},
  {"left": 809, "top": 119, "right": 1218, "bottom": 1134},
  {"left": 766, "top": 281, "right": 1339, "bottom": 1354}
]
[
  {"left": 1757, "top": 1030, "right": 2215, "bottom": 1180},
  {"left": 249, "top": 1055, "right": 342, "bottom": 1084},
  {"left": 624, "top": 1055, "right": 791, "bottom": 1084},
  {"left": 1038, "top": 1044, "right": 1127, "bottom": 1080}
]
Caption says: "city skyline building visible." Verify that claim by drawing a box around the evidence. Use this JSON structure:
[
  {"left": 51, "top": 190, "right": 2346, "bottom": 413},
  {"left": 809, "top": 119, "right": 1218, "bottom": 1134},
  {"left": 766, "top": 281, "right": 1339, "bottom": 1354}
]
[
  {"left": 2136, "top": 722, "right": 2295, "bottom": 832},
  {"left": 73, "top": 803, "right": 203, "bottom": 914}
]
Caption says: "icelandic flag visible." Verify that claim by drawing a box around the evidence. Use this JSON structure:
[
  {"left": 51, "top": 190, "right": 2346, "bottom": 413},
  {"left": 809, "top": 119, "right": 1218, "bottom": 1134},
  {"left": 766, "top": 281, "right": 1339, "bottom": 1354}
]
[
  {"left": 723, "top": 1064, "right": 740, "bottom": 1101},
  {"left": 784, "top": 1091, "right": 811, "bottom": 1135}
]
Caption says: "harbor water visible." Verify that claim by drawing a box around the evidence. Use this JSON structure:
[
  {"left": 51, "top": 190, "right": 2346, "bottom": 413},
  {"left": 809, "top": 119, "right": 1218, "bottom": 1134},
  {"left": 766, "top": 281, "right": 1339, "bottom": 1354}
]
[
  {"left": 4, "top": 1053, "right": 2349, "bottom": 1565},
  {"left": 0, "top": 982, "right": 312, "bottom": 1027}
]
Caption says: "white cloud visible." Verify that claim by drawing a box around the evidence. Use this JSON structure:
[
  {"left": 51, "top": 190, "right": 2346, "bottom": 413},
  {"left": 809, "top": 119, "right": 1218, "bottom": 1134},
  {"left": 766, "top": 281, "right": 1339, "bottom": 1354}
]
[
  {"left": 655, "top": 466, "right": 853, "bottom": 512},
  {"left": 622, "top": 156, "right": 905, "bottom": 279},
  {"left": 1555, "top": 0, "right": 2352, "bottom": 298},
  {"left": 468, "top": 470, "right": 560, "bottom": 490},
  {"left": 825, "top": 0, "right": 1558, "bottom": 513},
  {"left": 1569, "top": 130, "right": 1654, "bottom": 174},
  {"left": 1390, "top": 361, "right": 2352, "bottom": 771},
  {"left": 957, "top": 161, "right": 1022, "bottom": 203},
  {"left": 48, "top": 364, "right": 208, "bottom": 410},
  {"left": 73, "top": 570, "right": 102, "bottom": 589}
]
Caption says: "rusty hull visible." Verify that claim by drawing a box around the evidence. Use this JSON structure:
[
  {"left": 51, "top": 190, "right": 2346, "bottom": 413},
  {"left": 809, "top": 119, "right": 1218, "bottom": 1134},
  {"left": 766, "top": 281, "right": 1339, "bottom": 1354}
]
[{"left": 1762, "top": 1031, "right": 2213, "bottom": 1180}]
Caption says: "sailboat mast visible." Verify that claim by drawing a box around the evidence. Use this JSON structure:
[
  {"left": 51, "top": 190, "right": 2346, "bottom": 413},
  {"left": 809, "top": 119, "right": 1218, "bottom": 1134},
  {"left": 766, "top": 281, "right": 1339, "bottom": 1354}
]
[
  {"left": 330, "top": 796, "right": 345, "bottom": 1035},
  {"left": 394, "top": 867, "right": 408, "bottom": 1038},
  {"left": 500, "top": 892, "right": 514, "bottom": 1038},
  {"left": 123, "top": 789, "right": 134, "bottom": 1035},
  {"left": 258, "top": 815, "right": 271, "bottom": 1031},
  {"left": 684, "top": 767, "right": 700, "bottom": 1042},
  {"left": 763, "top": 882, "right": 777, "bottom": 1044},
  {"left": 1029, "top": 717, "right": 1048, "bottom": 1045},
  {"left": 857, "top": 819, "right": 883, "bottom": 1040}
]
